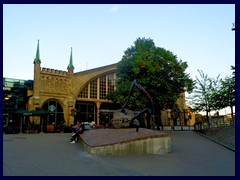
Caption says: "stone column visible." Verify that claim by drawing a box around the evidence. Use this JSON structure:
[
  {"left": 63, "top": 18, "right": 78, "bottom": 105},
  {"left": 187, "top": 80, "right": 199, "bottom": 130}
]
[
  {"left": 67, "top": 99, "right": 75, "bottom": 126},
  {"left": 96, "top": 101, "right": 101, "bottom": 125}
]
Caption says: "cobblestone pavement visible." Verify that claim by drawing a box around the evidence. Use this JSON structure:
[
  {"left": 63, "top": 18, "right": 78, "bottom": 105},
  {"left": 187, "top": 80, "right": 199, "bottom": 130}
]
[{"left": 3, "top": 130, "right": 235, "bottom": 176}]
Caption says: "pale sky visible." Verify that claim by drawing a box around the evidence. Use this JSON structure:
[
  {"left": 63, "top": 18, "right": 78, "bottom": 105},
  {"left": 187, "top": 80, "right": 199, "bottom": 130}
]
[
  {"left": 3, "top": 4, "right": 235, "bottom": 79},
  {"left": 3, "top": 4, "right": 235, "bottom": 115}
]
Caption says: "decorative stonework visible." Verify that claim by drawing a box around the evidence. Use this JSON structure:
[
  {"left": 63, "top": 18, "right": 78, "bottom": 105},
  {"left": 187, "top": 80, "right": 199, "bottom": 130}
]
[
  {"left": 30, "top": 41, "right": 188, "bottom": 127},
  {"left": 31, "top": 58, "right": 117, "bottom": 126}
]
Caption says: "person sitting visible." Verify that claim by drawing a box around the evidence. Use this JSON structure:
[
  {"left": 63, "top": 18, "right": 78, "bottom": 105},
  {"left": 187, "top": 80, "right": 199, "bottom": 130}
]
[{"left": 70, "top": 121, "right": 85, "bottom": 143}]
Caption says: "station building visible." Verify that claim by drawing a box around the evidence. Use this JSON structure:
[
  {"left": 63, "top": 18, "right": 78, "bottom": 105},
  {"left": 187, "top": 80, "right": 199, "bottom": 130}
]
[{"left": 3, "top": 40, "right": 194, "bottom": 133}]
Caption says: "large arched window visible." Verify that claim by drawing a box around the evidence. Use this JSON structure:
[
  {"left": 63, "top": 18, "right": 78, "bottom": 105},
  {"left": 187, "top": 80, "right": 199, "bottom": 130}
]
[{"left": 78, "top": 72, "right": 116, "bottom": 100}]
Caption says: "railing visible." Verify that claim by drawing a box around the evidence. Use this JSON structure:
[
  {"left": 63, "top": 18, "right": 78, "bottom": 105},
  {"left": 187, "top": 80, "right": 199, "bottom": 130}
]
[
  {"left": 159, "top": 125, "right": 195, "bottom": 131},
  {"left": 159, "top": 124, "right": 235, "bottom": 131}
]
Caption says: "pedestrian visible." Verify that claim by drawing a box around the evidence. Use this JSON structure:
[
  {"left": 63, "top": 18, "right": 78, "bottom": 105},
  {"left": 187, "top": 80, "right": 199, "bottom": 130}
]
[{"left": 70, "top": 121, "right": 85, "bottom": 143}]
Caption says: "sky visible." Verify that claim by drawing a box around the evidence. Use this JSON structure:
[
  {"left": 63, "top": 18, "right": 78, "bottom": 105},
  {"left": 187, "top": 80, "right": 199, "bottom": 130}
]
[{"left": 3, "top": 4, "right": 235, "bottom": 114}]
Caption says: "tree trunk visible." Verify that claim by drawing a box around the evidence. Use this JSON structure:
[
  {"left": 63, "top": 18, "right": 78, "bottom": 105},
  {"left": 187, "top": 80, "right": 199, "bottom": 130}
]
[
  {"left": 206, "top": 111, "right": 209, "bottom": 126},
  {"left": 230, "top": 105, "right": 234, "bottom": 125}
]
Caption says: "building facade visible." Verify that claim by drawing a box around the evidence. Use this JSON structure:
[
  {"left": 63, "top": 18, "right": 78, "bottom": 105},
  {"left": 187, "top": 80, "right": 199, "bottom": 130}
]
[
  {"left": 28, "top": 40, "right": 118, "bottom": 130},
  {"left": 4, "top": 40, "right": 194, "bottom": 133}
]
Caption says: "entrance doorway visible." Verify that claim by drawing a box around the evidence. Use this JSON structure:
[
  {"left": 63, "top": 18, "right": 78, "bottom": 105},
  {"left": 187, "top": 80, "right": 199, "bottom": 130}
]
[{"left": 42, "top": 100, "right": 64, "bottom": 132}]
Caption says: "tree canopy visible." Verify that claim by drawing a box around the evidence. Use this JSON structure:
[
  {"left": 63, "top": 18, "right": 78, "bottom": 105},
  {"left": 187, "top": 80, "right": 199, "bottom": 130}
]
[
  {"left": 211, "top": 66, "right": 235, "bottom": 119},
  {"left": 189, "top": 70, "right": 221, "bottom": 123},
  {"left": 187, "top": 66, "right": 235, "bottom": 121},
  {"left": 108, "top": 37, "right": 194, "bottom": 114}
]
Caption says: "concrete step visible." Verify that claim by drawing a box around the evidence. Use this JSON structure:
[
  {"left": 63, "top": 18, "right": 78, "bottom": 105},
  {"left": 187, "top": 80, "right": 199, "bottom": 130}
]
[{"left": 81, "top": 128, "right": 171, "bottom": 155}]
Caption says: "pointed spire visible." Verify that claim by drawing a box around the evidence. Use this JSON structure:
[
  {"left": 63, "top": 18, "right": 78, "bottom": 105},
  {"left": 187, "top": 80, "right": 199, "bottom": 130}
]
[
  {"left": 34, "top": 40, "right": 41, "bottom": 64},
  {"left": 67, "top": 47, "right": 74, "bottom": 69}
]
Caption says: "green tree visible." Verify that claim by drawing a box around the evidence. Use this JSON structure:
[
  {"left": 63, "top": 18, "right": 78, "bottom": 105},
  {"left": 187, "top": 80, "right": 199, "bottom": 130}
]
[
  {"left": 108, "top": 37, "right": 194, "bottom": 128},
  {"left": 189, "top": 70, "right": 221, "bottom": 124},
  {"left": 212, "top": 66, "right": 235, "bottom": 119}
]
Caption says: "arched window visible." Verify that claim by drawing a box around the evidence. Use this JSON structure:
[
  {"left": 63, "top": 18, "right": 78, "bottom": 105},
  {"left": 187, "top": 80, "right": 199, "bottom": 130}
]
[
  {"left": 79, "top": 85, "right": 88, "bottom": 98},
  {"left": 99, "top": 76, "right": 106, "bottom": 99},
  {"left": 42, "top": 100, "right": 64, "bottom": 130},
  {"left": 78, "top": 72, "right": 116, "bottom": 100},
  {"left": 90, "top": 79, "right": 97, "bottom": 99}
]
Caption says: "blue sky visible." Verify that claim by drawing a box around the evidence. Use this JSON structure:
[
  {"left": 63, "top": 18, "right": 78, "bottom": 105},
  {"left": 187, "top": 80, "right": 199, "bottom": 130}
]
[
  {"left": 3, "top": 4, "right": 235, "bottom": 115},
  {"left": 3, "top": 4, "right": 235, "bottom": 81}
]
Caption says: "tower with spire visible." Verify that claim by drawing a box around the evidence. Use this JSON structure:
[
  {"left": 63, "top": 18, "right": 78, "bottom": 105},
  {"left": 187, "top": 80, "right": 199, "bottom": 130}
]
[
  {"left": 67, "top": 47, "right": 74, "bottom": 76},
  {"left": 33, "top": 40, "right": 41, "bottom": 108},
  {"left": 67, "top": 47, "right": 75, "bottom": 119},
  {"left": 34, "top": 40, "right": 41, "bottom": 64},
  {"left": 27, "top": 39, "right": 119, "bottom": 128}
]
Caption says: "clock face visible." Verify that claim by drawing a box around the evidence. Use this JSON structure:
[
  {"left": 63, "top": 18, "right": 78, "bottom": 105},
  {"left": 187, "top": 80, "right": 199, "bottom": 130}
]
[{"left": 49, "top": 105, "right": 56, "bottom": 112}]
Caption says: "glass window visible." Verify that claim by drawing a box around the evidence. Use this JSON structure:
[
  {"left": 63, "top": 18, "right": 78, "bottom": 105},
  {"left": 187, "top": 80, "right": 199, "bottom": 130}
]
[
  {"left": 90, "top": 79, "right": 97, "bottom": 99},
  {"left": 42, "top": 100, "right": 64, "bottom": 126},
  {"left": 100, "top": 76, "right": 106, "bottom": 99},
  {"left": 108, "top": 73, "right": 115, "bottom": 94},
  {"left": 75, "top": 102, "right": 96, "bottom": 123},
  {"left": 78, "top": 72, "right": 116, "bottom": 100},
  {"left": 79, "top": 85, "right": 88, "bottom": 98}
]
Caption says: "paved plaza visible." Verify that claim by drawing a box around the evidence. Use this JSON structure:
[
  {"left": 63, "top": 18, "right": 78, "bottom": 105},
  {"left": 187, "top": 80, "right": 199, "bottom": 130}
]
[{"left": 3, "top": 130, "right": 235, "bottom": 176}]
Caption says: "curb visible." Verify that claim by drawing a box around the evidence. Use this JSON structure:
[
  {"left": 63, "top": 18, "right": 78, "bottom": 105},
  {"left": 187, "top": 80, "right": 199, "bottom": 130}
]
[{"left": 194, "top": 131, "right": 235, "bottom": 152}]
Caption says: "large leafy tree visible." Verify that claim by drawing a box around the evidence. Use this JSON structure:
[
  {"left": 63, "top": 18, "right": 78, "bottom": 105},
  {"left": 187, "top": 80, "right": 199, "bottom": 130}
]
[{"left": 108, "top": 37, "right": 194, "bottom": 127}]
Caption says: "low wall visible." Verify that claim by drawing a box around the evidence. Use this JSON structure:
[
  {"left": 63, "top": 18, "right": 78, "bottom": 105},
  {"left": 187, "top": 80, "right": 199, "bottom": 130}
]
[{"left": 83, "top": 135, "right": 171, "bottom": 156}]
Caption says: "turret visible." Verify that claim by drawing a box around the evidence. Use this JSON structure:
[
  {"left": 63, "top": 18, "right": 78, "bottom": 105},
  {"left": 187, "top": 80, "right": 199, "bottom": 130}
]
[
  {"left": 67, "top": 47, "right": 74, "bottom": 75},
  {"left": 33, "top": 40, "right": 41, "bottom": 64},
  {"left": 33, "top": 40, "right": 41, "bottom": 101},
  {"left": 67, "top": 47, "right": 75, "bottom": 120}
]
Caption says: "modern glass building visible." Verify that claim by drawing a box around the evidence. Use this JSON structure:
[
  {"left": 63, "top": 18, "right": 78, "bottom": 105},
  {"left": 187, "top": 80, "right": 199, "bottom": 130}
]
[{"left": 3, "top": 78, "right": 33, "bottom": 133}]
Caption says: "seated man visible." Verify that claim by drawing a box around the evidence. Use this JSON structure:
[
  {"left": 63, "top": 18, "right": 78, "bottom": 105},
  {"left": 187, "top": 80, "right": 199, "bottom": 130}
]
[{"left": 70, "top": 121, "right": 85, "bottom": 143}]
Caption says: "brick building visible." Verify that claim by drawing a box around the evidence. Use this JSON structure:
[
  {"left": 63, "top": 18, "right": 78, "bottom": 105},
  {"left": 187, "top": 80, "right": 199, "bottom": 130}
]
[
  {"left": 28, "top": 40, "right": 118, "bottom": 129},
  {"left": 4, "top": 40, "right": 193, "bottom": 133}
]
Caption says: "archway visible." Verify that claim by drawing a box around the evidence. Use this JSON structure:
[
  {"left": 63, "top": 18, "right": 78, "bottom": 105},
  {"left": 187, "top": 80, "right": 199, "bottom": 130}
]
[{"left": 42, "top": 100, "right": 64, "bottom": 132}]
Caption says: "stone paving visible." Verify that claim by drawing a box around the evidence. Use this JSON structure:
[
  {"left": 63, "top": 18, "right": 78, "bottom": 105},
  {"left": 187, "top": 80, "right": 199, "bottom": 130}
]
[
  {"left": 196, "top": 126, "right": 235, "bottom": 151},
  {"left": 3, "top": 130, "right": 235, "bottom": 176}
]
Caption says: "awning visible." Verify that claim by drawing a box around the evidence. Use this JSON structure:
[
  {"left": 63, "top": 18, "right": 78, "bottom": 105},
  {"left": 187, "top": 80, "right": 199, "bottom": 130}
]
[
  {"left": 29, "top": 109, "right": 50, "bottom": 116},
  {"left": 14, "top": 109, "right": 30, "bottom": 114},
  {"left": 13, "top": 109, "right": 50, "bottom": 116}
]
